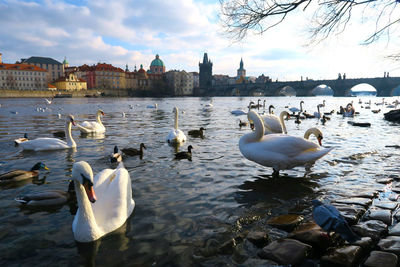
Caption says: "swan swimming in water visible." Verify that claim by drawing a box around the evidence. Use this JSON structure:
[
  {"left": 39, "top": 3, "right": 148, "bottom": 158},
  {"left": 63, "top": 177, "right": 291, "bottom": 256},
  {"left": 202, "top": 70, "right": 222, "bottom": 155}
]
[
  {"left": 20, "top": 115, "right": 77, "bottom": 151},
  {"left": 239, "top": 111, "right": 333, "bottom": 177},
  {"left": 71, "top": 161, "right": 135, "bottom": 242},
  {"left": 166, "top": 106, "right": 187, "bottom": 144},
  {"left": 77, "top": 109, "right": 106, "bottom": 134}
]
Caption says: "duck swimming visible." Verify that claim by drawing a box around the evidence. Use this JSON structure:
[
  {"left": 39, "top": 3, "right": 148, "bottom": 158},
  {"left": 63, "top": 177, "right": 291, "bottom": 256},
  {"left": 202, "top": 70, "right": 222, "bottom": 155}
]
[
  {"left": 239, "top": 111, "right": 333, "bottom": 177},
  {"left": 121, "top": 143, "right": 147, "bottom": 157},
  {"left": 110, "top": 146, "right": 122, "bottom": 163},
  {"left": 188, "top": 127, "right": 205, "bottom": 138},
  {"left": 0, "top": 162, "right": 49, "bottom": 183},
  {"left": 15, "top": 181, "right": 75, "bottom": 207},
  {"left": 175, "top": 145, "right": 193, "bottom": 160}
]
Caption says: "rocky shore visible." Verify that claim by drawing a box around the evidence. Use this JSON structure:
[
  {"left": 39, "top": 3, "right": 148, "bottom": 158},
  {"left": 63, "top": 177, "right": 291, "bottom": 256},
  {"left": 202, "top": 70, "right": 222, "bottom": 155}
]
[{"left": 195, "top": 176, "right": 400, "bottom": 267}]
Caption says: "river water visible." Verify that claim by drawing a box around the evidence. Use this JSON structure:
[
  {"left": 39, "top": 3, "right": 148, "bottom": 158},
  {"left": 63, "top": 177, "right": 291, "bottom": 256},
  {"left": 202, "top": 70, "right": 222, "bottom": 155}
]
[{"left": 0, "top": 96, "right": 399, "bottom": 266}]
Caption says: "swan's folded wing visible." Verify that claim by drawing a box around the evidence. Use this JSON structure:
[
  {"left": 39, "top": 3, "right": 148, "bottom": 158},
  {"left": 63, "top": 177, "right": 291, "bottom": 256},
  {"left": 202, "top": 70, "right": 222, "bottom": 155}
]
[
  {"left": 260, "top": 134, "right": 320, "bottom": 157},
  {"left": 20, "top": 138, "right": 68, "bottom": 151},
  {"left": 261, "top": 115, "right": 282, "bottom": 133}
]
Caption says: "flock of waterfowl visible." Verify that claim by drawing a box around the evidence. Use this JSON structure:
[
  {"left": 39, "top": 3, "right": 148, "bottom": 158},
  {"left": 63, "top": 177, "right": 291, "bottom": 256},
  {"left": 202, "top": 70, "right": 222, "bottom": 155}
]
[{"left": 1, "top": 96, "right": 399, "bottom": 244}]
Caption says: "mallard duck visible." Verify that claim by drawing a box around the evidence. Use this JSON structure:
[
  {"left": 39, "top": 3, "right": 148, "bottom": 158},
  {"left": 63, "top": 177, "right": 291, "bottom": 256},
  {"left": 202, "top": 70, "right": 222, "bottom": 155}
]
[
  {"left": 52, "top": 130, "right": 65, "bottom": 138},
  {"left": 14, "top": 133, "right": 28, "bottom": 146},
  {"left": 239, "top": 120, "right": 248, "bottom": 127},
  {"left": 121, "top": 143, "right": 146, "bottom": 157},
  {"left": 15, "top": 181, "right": 75, "bottom": 207},
  {"left": 175, "top": 145, "right": 193, "bottom": 160},
  {"left": 0, "top": 162, "right": 49, "bottom": 183},
  {"left": 188, "top": 127, "right": 205, "bottom": 138}
]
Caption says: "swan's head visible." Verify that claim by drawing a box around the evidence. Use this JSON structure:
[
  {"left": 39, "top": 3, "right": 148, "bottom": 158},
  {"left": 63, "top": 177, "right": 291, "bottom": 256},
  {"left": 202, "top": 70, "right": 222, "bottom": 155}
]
[
  {"left": 31, "top": 162, "right": 49, "bottom": 171},
  {"left": 140, "top": 143, "right": 147, "bottom": 150},
  {"left": 67, "top": 114, "right": 76, "bottom": 126},
  {"left": 304, "top": 127, "right": 323, "bottom": 146},
  {"left": 110, "top": 146, "right": 122, "bottom": 163},
  {"left": 97, "top": 109, "right": 105, "bottom": 116},
  {"left": 173, "top": 106, "right": 178, "bottom": 114},
  {"left": 72, "top": 161, "right": 97, "bottom": 203},
  {"left": 300, "top": 101, "right": 304, "bottom": 104}
]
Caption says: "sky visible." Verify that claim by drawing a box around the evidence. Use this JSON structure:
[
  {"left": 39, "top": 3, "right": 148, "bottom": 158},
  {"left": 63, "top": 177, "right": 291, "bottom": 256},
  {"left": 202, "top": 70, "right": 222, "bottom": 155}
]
[{"left": 1, "top": 0, "right": 400, "bottom": 82}]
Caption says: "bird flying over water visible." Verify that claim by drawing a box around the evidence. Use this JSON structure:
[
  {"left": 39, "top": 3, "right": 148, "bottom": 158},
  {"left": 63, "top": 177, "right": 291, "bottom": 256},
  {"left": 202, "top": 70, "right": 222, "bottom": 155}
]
[{"left": 312, "top": 199, "right": 360, "bottom": 243}]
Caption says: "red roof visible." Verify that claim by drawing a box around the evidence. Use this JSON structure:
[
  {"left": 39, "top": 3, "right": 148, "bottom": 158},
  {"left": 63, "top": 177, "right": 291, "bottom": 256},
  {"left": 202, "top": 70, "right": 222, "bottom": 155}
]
[
  {"left": 48, "top": 84, "right": 57, "bottom": 88},
  {"left": 77, "top": 63, "right": 124, "bottom": 73},
  {"left": 0, "top": 63, "right": 47, "bottom": 72}
]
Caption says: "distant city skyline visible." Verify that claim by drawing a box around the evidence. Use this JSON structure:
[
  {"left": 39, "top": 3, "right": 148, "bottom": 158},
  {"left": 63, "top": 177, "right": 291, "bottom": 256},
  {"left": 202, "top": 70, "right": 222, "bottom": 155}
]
[{"left": 1, "top": 0, "right": 400, "bottom": 81}]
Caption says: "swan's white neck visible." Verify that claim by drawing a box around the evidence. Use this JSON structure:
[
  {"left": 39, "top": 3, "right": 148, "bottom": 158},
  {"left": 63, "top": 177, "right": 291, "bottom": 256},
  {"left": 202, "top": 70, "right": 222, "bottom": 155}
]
[
  {"left": 96, "top": 113, "right": 103, "bottom": 125},
  {"left": 247, "top": 111, "right": 264, "bottom": 142},
  {"left": 174, "top": 110, "right": 178, "bottom": 130},
  {"left": 65, "top": 121, "right": 76, "bottom": 147},
  {"left": 300, "top": 102, "right": 303, "bottom": 112},
  {"left": 74, "top": 181, "right": 98, "bottom": 240},
  {"left": 279, "top": 112, "right": 288, "bottom": 134}
]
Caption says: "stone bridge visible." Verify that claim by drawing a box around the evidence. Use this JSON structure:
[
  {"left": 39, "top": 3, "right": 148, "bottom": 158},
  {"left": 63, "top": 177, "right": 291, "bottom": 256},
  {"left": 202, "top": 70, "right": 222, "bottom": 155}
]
[{"left": 207, "top": 77, "right": 400, "bottom": 97}]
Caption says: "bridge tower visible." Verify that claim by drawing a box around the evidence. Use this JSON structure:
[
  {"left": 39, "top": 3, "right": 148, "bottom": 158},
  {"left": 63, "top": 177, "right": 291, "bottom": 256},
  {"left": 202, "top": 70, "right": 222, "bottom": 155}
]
[{"left": 199, "top": 53, "right": 213, "bottom": 91}]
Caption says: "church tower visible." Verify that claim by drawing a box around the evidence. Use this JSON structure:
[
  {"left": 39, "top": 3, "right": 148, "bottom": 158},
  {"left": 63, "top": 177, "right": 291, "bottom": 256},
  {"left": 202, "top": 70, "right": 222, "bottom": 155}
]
[
  {"left": 237, "top": 58, "right": 246, "bottom": 78},
  {"left": 199, "top": 53, "right": 213, "bottom": 89}
]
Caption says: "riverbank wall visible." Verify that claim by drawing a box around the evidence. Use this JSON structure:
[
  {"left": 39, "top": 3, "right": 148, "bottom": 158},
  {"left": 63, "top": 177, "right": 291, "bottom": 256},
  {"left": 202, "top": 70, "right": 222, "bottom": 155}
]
[{"left": 0, "top": 89, "right": 131, "bottom": 98}]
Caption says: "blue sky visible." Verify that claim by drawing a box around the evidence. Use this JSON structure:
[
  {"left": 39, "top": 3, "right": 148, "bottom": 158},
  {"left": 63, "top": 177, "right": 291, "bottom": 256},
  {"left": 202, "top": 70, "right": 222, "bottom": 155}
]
[{"left": 1, "top": 0, "right": 400, "bottom": 81}]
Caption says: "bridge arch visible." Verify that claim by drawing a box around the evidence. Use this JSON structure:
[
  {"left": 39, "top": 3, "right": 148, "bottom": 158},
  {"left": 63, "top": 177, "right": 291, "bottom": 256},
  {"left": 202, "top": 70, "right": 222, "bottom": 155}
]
[
  {"left": 349, "top": 83, "right": 377, "bottom": 96},
  {"left": 312, "top": 84, "right": 333, "bottom": 96},
  {"left": 279, "top": 86, "right": 296, "bottom": 96}
]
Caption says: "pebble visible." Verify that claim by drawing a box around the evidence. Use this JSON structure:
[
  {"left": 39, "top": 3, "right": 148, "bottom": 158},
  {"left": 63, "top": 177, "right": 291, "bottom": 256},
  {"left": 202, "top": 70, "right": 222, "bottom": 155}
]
[
  {"left": 378, "top": 236, "right": 400, "bottom": 256},
  {"left": 352, "top": 220, "right": 388, "bottom": 241},
  {"left": 333, "top": 197, "right": 372, "bottom": 207},
  {"left": 363, "top": 250, "right": 398, "bottom": 267},
  {"left": 266, "top": 214, "right": 304, "bottom": 232},
  {"left": 320, "top": 245, "right": 364, "bottom": 267}
]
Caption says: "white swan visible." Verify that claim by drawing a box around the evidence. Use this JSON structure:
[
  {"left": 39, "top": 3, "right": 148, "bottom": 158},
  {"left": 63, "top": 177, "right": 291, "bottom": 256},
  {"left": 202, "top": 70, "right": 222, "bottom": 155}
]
[
  {"left": 239, "top": 111, "right": 333, "bottom": 176},
  {"left": 289, "top": 100, "right": 304, "bottom": 114},
  {"left": 20, "top": 115, "right": 77, "bottom": 151},
  {"left": 166, "top": 106, "right": 187, "bottom": 144},
  {"left": 203, "top": 100, "right": 213, "bottom": 112},
  {"left": 260, "top": 111, "right": 290, "bottom": 134},
  {"left": 231, "top": 109, "right": 247, "bottom": 116},
  {"left": 77, "top": 109, "right": 106, "bottom": 134},
  {"left": 313, "top": 104, "right": 322, "bottom": 119},
  {"left": 71, "top": 161, "right": 135, "bottom": 243}
]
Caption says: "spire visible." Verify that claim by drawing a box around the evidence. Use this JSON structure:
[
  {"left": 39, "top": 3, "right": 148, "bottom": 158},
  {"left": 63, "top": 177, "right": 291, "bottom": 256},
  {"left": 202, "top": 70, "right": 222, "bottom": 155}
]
[
  {"left": 125, "top": 64, "right": 129, "bottom": 72},
  {"left": 203, "top": 53, "right": 208, "bottom": 63},
  {"left": 240, "top": 58, "right": 243, "bottom": 69}
]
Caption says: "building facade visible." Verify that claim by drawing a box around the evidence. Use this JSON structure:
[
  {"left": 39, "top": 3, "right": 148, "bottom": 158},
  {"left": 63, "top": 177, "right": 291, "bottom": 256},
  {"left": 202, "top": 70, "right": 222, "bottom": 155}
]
[
  {"left": 20, "top": 56, "right": 64, "bottom": 83},
  {"left": 199, "top": 53, "right": 213, "bottom": 89},
  {"left": 237, "top": 58, "right": 246, "bottom": 79},
  {"left": 54, "top": 73, "right": 87, "bottom": 91},
  {"left": 165, "top": 70, "right": 194, "bottom": 96},
  {"left": 75, "top": 63, "right": 125, "bottom": 90},
  {"left": 0, "top": 63, "right": 47, "bottom": 90}
]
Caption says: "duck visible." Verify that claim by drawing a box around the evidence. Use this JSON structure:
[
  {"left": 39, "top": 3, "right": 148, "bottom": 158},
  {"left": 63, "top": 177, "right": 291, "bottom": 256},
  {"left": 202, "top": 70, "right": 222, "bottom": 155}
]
[
  {"left": 166, "top": 106, "right": 187, "bottom": 144},
  {"left": 294, "top": 115, "right": 302, "bottom": 124},
  {"left": 188, "top": 127, "right": 205, "bottom": 138},
  {"left": 110, "top": 146, "right": 122, "bottom": 163},
  {"left": 15, "top": 181, "right": 75, "bottom": 207},
  {"left": 371, "top": 109, "right": 381, "bottom": 114},
  {"left": 239, "top": 120, "right": 248, "bottom": 128},
  {"left": 71, "top": 161, "right": 135, "bottom": 242},
  {"left": 175, "top": 145, "right": 193, "bottom": 160},
  {"left": 20, "top": 115, "right": 77, "bottom": 151},
  {"left": 260, "top": 111, "right": 290, "bottom": 134},
  {"left": 0, "top": 162, "right": 49, "bottom": 183},
  {"left": 239, "top": 111, "right": 333, "bottom": 177},
  {"left": 77, "top": 109, "right": 106, "bottom": 134},
  {"left": 320, "top": 115, "right": 329, "bottom": 125},
  {"left": 121, "top": 143, "right": 146, "bottom": 157},
  {"left": 14, "top": 133, "right": 28, "bottom": 146},
  {"left": 52, "top": 130, "right": 65, "bottom": 138}
]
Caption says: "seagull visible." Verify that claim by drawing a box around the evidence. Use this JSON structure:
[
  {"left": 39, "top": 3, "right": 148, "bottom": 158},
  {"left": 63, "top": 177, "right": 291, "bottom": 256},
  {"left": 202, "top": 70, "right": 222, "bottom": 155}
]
[{"left": 312, "top": 199, "right": 360, "bottom": 243}]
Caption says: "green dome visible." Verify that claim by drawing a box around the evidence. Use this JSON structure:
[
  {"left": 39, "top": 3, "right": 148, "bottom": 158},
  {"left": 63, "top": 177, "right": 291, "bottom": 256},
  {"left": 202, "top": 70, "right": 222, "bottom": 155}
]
[{"left": 150, "top": 54, "right": 164, "bottom": 67}]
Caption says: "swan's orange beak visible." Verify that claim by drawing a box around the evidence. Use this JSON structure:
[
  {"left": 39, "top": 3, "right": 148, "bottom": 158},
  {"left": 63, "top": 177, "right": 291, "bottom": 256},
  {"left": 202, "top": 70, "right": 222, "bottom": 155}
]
[
  {"left": 84, "top": 183, "right": 97, "bottom": 203},
  {"left": 101, "top": 111, "right": 105, "bottom": 116}
]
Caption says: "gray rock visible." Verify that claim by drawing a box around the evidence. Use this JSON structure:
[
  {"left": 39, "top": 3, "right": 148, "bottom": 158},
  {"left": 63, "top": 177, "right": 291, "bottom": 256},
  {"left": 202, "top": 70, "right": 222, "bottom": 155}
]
[
  {"left": 333, "top": 197, "right": 372, "bottom": 208},
  {"left": 320, "top": 245, "right": 364, "bottom": 267},
  {"left": 246, "top": 231, "right": 269, "bottom": 248},
  {"left": 363, "top": 208, "right": 392, "bottom": 225},
  {"left": 352, "top": 220, "right": 388, "bottom": 241},
  {"left": 378, "top": 236, "right": 400, "bottom": 256},
  {"left": 258, "top": 238, "right": 312, "bottom": 265},
  {"left": 238, "top": 258, "right": 280, "bottom": 267},
  {"left": 373, "top": 200, "right": 398, "bottom": 210},
  {"left": 390, "top": 223, "right": 400, "bottom": 236},
  {"left": 344, "top": 190, "right": 378, "bottom": 199},
  {"left": 363, "top": 251, "right": 398, "bottom": 267},
  {"left": 393, "top": 210, "right": 400, "bottom": 221},
  {"left": 347, "top": 236, "right": 374, "bottom": 252},
  {"left": 266, "top": 214, "right": 304, "bottom": 232},
  {"left": 333, "top": 204, "right": 366, "bottom": 225},
  {"left": 289, "top": 221, "right": 331, "bottom": 252}
]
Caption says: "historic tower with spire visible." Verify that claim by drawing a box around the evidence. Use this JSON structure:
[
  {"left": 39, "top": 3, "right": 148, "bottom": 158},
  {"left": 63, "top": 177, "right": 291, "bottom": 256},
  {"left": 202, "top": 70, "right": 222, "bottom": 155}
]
[
  {"left": 237, "top": 58, "right": 246, "bottom": 78},
  {"left": 199, "top": 53, "right": 213, "bottom": 89}
]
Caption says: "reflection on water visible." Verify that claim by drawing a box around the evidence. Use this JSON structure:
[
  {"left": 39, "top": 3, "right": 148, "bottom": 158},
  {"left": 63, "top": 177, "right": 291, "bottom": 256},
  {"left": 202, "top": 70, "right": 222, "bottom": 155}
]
[{"left": 0, "top": 96, "right": 399, "bottom": 266}]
